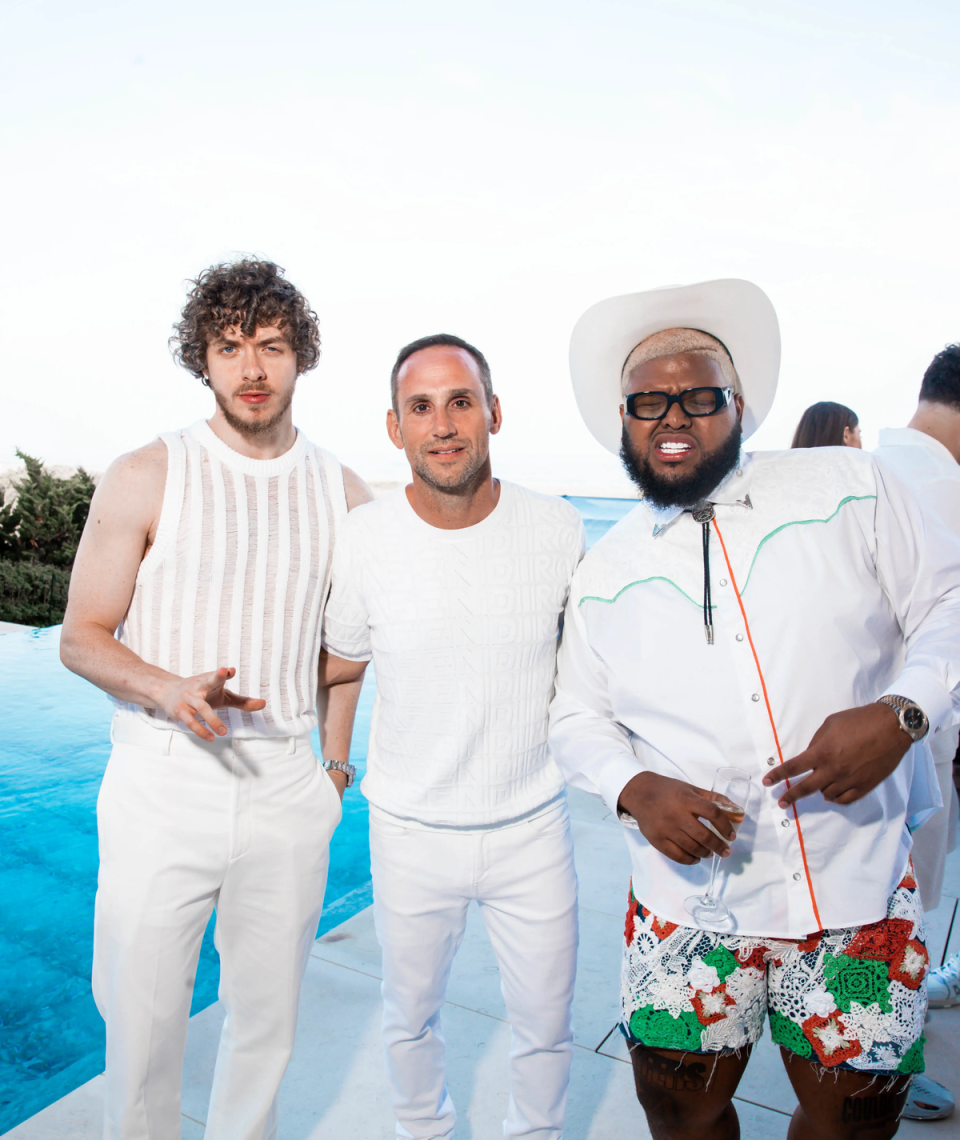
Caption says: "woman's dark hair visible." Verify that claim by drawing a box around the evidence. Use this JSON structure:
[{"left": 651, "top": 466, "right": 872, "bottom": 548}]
[
  {"left": 791, "top": 401, "right": 859, "bottom": 449},
  {"left": 171, "top": 259, "right": 320, "bottom": 383}
]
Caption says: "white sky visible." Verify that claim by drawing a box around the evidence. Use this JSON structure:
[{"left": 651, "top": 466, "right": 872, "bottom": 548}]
[{"left": 2, "top": 0, "right": 959, "bottom": 491}]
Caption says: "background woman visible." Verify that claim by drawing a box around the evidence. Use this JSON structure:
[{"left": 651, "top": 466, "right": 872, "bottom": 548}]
[{"left": 791, "top": 400, "right": 861, "bottom": 448}]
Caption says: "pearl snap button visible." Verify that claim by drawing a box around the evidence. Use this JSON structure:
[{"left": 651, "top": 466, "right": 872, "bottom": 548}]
[
  {"left": 719, "top": 578, "right": 728, "bottom": 587},
  {"left": 793, "top": 872, "right": 802, "bottom": 881},
  {"left": 751, "top": 693, "right": 760, "bottom": 702},
  {"left": 781, "top": 819, "right": 791, "bottom": 828},
  {"left": 767, "top": 757, "right": 776, "bottom": 766},
  {"left": 736, "top": 634, "right": 744, "bottom": 642}
]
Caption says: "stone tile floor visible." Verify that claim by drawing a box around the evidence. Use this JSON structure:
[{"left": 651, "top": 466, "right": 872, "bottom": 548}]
[{"left": 6, "top": 789, "right": 960, "bottom": 1138}]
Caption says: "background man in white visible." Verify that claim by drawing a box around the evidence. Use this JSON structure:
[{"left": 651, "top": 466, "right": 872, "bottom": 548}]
[
  {"left": 320, "top": 334, "right": 584, "bottom": 1140},
  {"left": 875, "top": 343, "right": 960, "bottom": 1122},
  {"left": 60, "top": 260, "right": 371, "bottom": 1140},
  {"left": 875, "top": 344, "right": 960, "bottom": 921}
]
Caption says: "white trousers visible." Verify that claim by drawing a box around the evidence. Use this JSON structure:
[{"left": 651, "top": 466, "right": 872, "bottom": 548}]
[
  {"left": 369, "top": 799, "right": 579, "bottom": 1140},
  {"left": 913, "top": 725, "right": 960, "bottom": 911},
  {"left": 93, "top": 714, "right": 341, "bottom": 1140}
]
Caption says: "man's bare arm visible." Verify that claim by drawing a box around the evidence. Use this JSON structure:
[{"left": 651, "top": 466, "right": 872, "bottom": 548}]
[
  {"left": 315, "top": 467, "right": 373, "bottom": 794},
  {"left": 60, "top": 441, "right": 265, "bottom": 741},
  {"left": 343, "top": 465, "right": 374, "bottom": 510},
  {"left": 316, "top": 650, "right": 368, "bottom": 797}
]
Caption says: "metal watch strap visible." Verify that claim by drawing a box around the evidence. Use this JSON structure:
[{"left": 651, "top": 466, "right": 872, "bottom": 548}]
[
  {"left": 876, "top": 695, "right": 929, "bottom": 742},
  {"left": 325, "top": 759, "right": 356, "bottom": 787}
]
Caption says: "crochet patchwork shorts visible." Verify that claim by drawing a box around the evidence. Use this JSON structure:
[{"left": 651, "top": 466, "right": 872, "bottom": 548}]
[{"left": 621, "top": 866, "right": 928, "bottom": 1074}]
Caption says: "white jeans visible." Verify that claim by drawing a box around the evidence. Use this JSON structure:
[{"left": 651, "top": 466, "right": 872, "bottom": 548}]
[
  {"left": 93, "top": 713, "right": 341, "bottom": 1140},
  {"left": 913, "top": 725, "right": 960, "bottom": 911},
  {"left": 369, "top": 799, "right": 579, "bottom": 1140}
]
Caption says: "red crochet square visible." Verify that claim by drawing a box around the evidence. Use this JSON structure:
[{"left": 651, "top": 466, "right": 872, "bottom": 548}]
[
  {"left": 691, "top": 984, "right": 736, "bottom": 1025},
  {"left": 897, "top": 870, "right": 917, "bottom": 891},
  {"left": 888, "top": 939, "right": 929, "bottom": 990},
  {"left": 651, "top": 916, "right": 679, "bottom": 941},
  {"left": 736, "top": 946, "right": 769, "bottom": 971},
  {"left": 845, "top": 917, "right": 912, "bottom": 962},
  {"left": 624, "top": 894, "right": 640, "bottom": 947},
  {"left": 802, "top": 1012, "right": 863, "bottom": 1068},
  {"left": 796, "top": 930, "right": 823, "bottom": 954}
]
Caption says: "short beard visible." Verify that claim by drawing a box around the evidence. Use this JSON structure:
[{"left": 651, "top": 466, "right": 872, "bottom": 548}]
[
  {"left": 410, "top": 442, "right": 490, "bottom": 496},
  {"left": 620, "top": 420, "right": 743, "bottom": 509},
  {"left": 214, "top": 386, "right": 294, "bottom": 439}
]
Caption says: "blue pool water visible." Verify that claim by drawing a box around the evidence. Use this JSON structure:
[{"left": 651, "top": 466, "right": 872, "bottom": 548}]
[{"left": 0, "top": 494, "right": 636, "bottom": 1131}]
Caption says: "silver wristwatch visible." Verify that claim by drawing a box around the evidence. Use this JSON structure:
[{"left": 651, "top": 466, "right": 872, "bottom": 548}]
[
  {"left": 325, "top": 759, "right": 356, "bottom": 787},
  {"left": 876, "top": 695, "right": 929, "bottom": 742}
]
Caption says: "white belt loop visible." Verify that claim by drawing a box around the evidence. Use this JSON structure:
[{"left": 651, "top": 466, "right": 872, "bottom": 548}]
[
  {"left": 286, "top": 736, "right": 296, "bottom": 756},
  {"left": 160, "top": 730, "right": 173, "bottom": 757}
]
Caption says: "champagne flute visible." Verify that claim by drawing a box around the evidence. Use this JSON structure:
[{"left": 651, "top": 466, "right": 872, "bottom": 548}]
[{"left": 684, "top": 766, "right": 750, "bottom": 926}]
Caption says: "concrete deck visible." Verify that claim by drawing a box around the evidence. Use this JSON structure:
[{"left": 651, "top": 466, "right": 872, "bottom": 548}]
[{"left": 6, "top": 789, "right": 960, "bottom": 1139}]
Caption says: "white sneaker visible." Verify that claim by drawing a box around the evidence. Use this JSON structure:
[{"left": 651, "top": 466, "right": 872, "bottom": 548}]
[
  {"left": 903, "top": 1075, "right": 955, "bottom": 1121},
  {"left": 927, "top": 951, "right": 960, "bottom": 1008}
]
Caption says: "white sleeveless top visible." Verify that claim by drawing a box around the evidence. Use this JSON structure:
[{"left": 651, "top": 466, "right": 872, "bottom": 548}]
[{"left": 117, "top": 420, "right": 346, "bottom": 737}]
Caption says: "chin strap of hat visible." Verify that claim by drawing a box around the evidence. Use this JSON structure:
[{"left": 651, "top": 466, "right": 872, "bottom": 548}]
[{"left": 691, "top": 503, "right": 715, "bottom": 644}]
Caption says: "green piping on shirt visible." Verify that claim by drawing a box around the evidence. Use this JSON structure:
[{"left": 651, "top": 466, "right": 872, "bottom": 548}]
[
  {"left": 577, "top": 494, "right": 876, "bottom": 608},
  {"left": 739, "top": 495, "right": 876, "bottom": 595},
  {"left": 579, "top": 576, "right": 705, "bottom": 610}
]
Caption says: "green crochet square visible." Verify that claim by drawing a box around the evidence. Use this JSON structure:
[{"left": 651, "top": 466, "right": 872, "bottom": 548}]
[
  {"left": 628, "top": 1005, "right": 704, "bottom": 1052},
  {"left": 702, "top": 944, "right": 740, "bottom": 984},
  {"left": 823, "top": 953, "right": 892, "bottom": 1013},
  {"left": 768, "top": 1010, "right": 812, "bottom": 1059},
  {"left": 897, "top": 1036, "right": 926, "bottom": 1075}
]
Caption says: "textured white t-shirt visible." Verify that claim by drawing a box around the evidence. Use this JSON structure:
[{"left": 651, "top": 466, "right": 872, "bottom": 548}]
[{"left": 322, "top": 481, "right": 585, "bottom": 826}]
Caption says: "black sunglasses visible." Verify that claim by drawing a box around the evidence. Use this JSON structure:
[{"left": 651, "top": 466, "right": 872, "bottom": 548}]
[{"left": 624, "top": 386, "right": 734, "bottom": 421}]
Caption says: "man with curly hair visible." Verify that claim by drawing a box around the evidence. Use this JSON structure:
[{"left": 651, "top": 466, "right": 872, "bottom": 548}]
[{"left": 61, "top": 259, "right": 372, "bottom": 1139}]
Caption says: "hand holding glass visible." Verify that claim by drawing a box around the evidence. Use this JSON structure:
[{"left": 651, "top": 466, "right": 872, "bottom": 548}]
[{"left": 684, "top": 766, "right": 750, "bottom": 926}]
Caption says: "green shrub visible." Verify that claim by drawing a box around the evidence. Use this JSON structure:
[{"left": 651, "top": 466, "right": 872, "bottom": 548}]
[
  {"left": 0, "top": 560, "right": 71, "bottom": 627},
  {"left": 2, "top": 450, "right": 96, "bottom": 567},
  {"left": 0, "top": 450, "right": 96, "bottom": 625}
]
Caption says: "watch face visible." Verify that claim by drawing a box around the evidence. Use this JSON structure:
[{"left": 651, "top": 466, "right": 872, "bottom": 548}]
[{"left": 903, "top": 706, "right": 925, "bottom": 732}]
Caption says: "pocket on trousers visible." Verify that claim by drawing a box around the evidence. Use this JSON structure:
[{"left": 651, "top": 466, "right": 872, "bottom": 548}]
[
  {"left": 368, "top": 811, "right": 413, "bottom": 840},
  {"left": 522, "top": 801, "right": 571, "bottom": 838},
  {"left": 319, "top": 765, "right": 344, "bottom": 829}
]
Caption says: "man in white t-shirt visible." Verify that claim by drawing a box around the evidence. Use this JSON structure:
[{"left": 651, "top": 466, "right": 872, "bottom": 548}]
[
  {"left": 320, "top": 333, "right": 585, "bottom": 1140},
  {"left": 875, "top": 344, "right": 960, "bottom": 920},
  {"left": 875, "top": 343, "right": 960, "bottom": 1123}
]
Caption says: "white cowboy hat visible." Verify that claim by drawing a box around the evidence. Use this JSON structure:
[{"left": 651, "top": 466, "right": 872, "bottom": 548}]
[{"left": 569, "top": 278, "right": 781, "bottom": 454}]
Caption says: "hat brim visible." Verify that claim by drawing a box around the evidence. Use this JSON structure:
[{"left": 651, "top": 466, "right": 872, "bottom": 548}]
[{"left": 569, "top": 278, "right": 780, "bottom": 454}]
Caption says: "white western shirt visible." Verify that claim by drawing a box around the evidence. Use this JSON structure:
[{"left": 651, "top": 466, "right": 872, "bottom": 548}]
[
  {"left": 322, "top": 482, "right": 585, "bottom": 827},
  {"left": 874, "top": 427, "right": 960, "bottom": 768},
  {"left": 549, "top": 448, "right": 960, "bottom": 938}
]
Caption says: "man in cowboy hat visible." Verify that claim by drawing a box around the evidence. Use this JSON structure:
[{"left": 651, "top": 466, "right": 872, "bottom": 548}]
[{"left": 549, "top": 279, "right": 960, "bottom": 1140}]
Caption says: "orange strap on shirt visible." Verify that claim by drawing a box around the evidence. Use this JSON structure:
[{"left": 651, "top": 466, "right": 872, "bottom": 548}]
[{"left": 711, "top": 517, "right": 823, "bottom": 931}]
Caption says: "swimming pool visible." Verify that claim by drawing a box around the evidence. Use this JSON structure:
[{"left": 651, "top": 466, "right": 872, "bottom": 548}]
[{"left": 0, "top": 494, "right": 636, "bottom": 1132}]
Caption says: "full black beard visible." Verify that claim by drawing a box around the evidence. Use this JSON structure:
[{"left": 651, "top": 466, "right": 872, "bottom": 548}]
[{"left": 620, "top": 420, "right": 743, "bottom": 509}]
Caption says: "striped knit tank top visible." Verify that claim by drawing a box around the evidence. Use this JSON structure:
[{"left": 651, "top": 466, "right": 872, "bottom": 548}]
[{"left": 117, "top": 420, "right": 346, "bottom": 737}]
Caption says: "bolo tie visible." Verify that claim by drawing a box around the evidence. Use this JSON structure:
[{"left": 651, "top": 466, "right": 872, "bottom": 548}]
[{"left": 690, "top": 502, "right": 715, "bottom": 645}]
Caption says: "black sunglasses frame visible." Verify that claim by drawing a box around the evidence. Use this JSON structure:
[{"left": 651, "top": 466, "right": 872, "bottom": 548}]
[{"left": 624, "top": 386, "right": 734, "bottom": 422}]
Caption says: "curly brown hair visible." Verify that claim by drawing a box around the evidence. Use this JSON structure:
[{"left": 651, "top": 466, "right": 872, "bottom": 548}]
[{"left": 171, "top": 259, "right": 321, "bottom": 383}]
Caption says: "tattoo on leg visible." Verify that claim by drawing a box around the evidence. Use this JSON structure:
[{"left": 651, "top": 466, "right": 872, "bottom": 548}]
[
  {"left": 632, "top": 1048, "right": 709, "bottom": 1093},
  {"left": 840, "top": 1092, "right": 902, "bottom": 1128}
]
